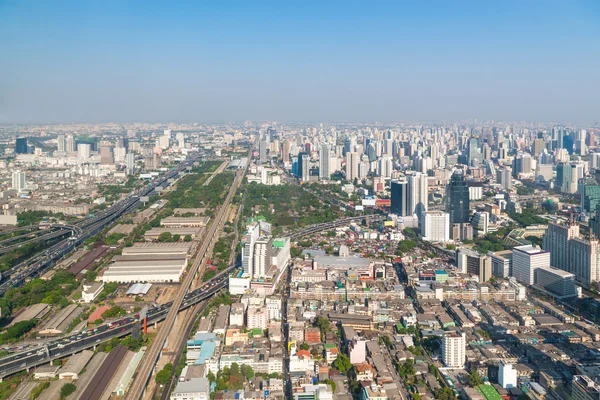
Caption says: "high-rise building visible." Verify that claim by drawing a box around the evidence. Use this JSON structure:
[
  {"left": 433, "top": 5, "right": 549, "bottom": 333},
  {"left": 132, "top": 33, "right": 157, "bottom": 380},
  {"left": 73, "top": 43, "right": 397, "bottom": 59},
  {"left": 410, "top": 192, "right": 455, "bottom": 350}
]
[
  {"left": 241, "top": 223, "right": 260, "bottom": 277},
  {"left": 512, "top": 152, "right": 532, "bottom": 176},
  {"left": 512, "top": 245, "right": 550, "bottom": 285},
  {"left": 319, "top": 144, "right": 330, "bottom": 180},
  {"left": 490, "top": 250, "right": 513, "bottom": 278},
  {"left": 259, "top": 139, "right": 268, "bottom": 163},
  {"left": 581, "top": 178, "right": 600, "bottom": 215},
  {"left": 281, "top": 140, "right": 290, "bottom": 163},
  {"left": 496, "top": 167, "right": 512, "bottom": 189},
  {"left": 422, "top": 211, "right": 450, "bottom": 242},
  {"left": 126, "top": 153, "right": 135, "bottom": 175},
  {"left": 569, "top": 237, "right": 600, "bottom": 288},
  {"left": 66, "top": 135, "right": 76, "bottom": 152},
  {"left": 345, "top": 152, "right": 359, "bottom": 181},
  {"left": 390, "top": 180, "right": 409, "bottom": 216},
  {"left": 471, "top": 211, "right": 489, "bottom": 235},
  {"left": 78, "top": 143, "right": 91, "bottom": 160},
  {"left": 15, "top": 138, "right": 28, "bottom": 154},
  {"left": 498, "top": 362, "right": 517, "bottom": 389},
  {"left": 253, "top": 236, "right": 273, "bottom": 278},
  {"left": 11, "top": 171, "right": 26, "bottom": 191},
  {"left": 100, "top": 146, "right": 114, "bottom": 164},
  {"left": 447, "top": 171, "right": 470, "bottom": 226},
  {"left": 300, "top": 153, "right": 309, "bottom": 182},
  {"left": 378, "top": 156, "right": 393, "bottom": 178},
  {"left": 456, "top": 248, "right": 492, "bottom": 282},
  {"left": 407, "top": 172, "right": 428, "bottom": 216},
  {"left": 57, "top": 135, "right": 66, "bottom": 152},
  {"left": 442, "top": 331, "right": 465, "bottom": 368},
  {"left": 535, "top": 267, "right": 577, "bottom": 298},
  {"left": 543, "top": 220, "right": 580, "bottom": 273},
  {"left": 557, "top": 162, "right": 584, "bottom": 194}
]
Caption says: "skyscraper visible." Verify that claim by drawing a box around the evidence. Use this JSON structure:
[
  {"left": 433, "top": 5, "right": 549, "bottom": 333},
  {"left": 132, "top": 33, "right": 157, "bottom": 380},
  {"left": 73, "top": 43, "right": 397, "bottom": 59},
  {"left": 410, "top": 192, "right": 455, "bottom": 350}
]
[
  {"left": 297, "top": 152, "right": 308, "bottom": 180},
  {"left": 345, "top": 152, "right": 359, "bottom": 181},
  {"left": 100, "top": 146, "right": 114, "bottom": 164},
  {"left": 407, "top": 172, "right": 428, "bottom": 216},
  {"left": 78, "top": 143, "right": 91, "bottom": 160},
  {"left": 281, "top": 139, "right": 290, "bottom": 163},
  {"left": 57, "top": 135, "right": 66, "bottom": 152},
  {"left": 442, "top": 331, "right": 466, "bottom": 368},
  {"left": 569, "top": 237, "right": 600, "bottom": 288},
  {"left": 581, "top": 178, "right": 600, "bottom": 215},
  {"left": 447, "top": 171, "right": 470, "bottom": 226},
  {"left": 390, "top": 180, "right": 409, "bottom": 216},
  {"left": 259, "top": 139, "right": 268, "bottom": 163},
  {"left": 253, "top": 236, "right": 273, "bottom": 278},
  {"left": 11, "top": 171, "right": 26, "bottom": 191},
  {"left": 15, "top": 138, "right": 27, "bottom": 154},
  {"left": 319, "top": 143, "right": 330, "bottom": 180},
  {"left": 66, "top": 135, "right": 76, "bottom": 152},
  {"left": 126, "top": 153, "right": 135, "bottom": 175},
  {"left": 512, "top": 245, "right": 550, "bottom": 285}
]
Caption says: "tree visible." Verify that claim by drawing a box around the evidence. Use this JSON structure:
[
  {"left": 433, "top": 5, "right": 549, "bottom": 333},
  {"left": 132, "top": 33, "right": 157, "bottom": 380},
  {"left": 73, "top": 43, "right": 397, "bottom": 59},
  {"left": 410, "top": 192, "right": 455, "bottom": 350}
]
[
  {"left": 184, "top": 234, "right": 192, "bottom": 242},
  {"left": 332, "top": 353, "right": 351, "bottom": 373},
  {"left": 158, "top": 232, "right": 173, "bottom": 242},
  {"left": 324, "top": 379, "right": 336, "bottom": 392},
  {"left": 155, "top": 363, "right": 174, "bottom": 386},
  {"left": 467, "top": 370, "right": 483, "bottom": 387},
  {"left": 241, "top": 364, "right": 255, "bottom": 380},
  {"left": 172, "top": 234, "right": 181, "bottom": 241},
  {"left": 60, "top": 383, "right": 76, "bottom": 399},
  {"left": 300, "top": 342, "right": 310, "bottom": 351}
]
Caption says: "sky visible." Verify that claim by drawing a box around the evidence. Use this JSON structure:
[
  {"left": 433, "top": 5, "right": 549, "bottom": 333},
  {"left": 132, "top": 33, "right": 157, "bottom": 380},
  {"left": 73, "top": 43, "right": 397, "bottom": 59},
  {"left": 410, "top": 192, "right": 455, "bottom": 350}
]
[{"left": 1, "top": 1, "right": 599, "bottom": 124}]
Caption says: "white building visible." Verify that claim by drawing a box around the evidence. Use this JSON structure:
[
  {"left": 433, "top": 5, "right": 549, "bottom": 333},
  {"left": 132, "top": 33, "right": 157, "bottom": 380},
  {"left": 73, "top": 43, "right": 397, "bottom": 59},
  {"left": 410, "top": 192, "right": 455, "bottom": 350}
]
[
  {"left": 170, "top": 377, "right": 209, "bottom": 400},
  {"left": 512, "top": 245, "right": 550, "bottom": 285},
  {"left": 78, "top": 143, "right": 91, "bottom": 160},
  {"left": 247, "top": 307, "right": 268, "bottom": 330},
  {"left": 266, "top": 296, "right": 282, "bottom": 321},
  {"left": 81, "top": 282, "right": 104, "bottom": 303},
  {"left": 498, "top": 362, "right": 517, "bottom": 389},
  {"left": 422, "top": 211, "right": 450, "bottom": 242},
  {"left": 11, "top": 171, "right": 26, "bottom": 191},
  {"left": 442, "top": 331, "right": 465, "bottom": 368}
]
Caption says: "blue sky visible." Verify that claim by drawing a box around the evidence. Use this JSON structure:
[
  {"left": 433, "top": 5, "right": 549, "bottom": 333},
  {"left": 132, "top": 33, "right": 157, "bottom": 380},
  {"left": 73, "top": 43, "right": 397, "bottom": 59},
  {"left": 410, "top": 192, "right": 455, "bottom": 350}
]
[{"left": 1, "top": 1, "right": 599, "bottom": 123}]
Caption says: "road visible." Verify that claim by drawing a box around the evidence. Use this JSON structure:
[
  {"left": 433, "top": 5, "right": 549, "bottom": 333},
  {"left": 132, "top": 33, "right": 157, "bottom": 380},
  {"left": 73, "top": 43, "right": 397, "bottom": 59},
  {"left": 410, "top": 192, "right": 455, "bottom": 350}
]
[
  {"left": 0, "top": 269, "right": 233, "bottom": 379},
  {"left": 126, "top": 152, "right": 249, "bottom": 400},
  {"left": 289, "top": 215, "right": 385, "bottom": 240}
]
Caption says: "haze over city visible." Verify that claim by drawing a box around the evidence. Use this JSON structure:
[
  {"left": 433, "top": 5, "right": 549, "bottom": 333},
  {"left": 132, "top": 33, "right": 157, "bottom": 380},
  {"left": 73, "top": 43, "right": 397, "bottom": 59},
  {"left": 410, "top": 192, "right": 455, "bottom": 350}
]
[{"left": 1, "top": 1, "right": 600, "bottom": 124}]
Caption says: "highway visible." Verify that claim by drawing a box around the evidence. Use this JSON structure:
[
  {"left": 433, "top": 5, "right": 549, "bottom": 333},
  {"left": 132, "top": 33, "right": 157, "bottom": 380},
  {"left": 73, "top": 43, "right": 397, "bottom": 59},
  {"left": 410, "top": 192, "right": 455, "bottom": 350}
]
[
  {"left": 0, "top": 224, "right": 82, "bottom": 256},
  {"left": 0, "top": 268, "right": 233, "bottom": 379},
  {"left": 126, "top": 150, "right": 249, "bottom": 400},
  {"left": 289, "top": 215, "right": 385, "bottom": 240},
  {"left": 0, "top": 153, "right": 205, "bottom": 296}
]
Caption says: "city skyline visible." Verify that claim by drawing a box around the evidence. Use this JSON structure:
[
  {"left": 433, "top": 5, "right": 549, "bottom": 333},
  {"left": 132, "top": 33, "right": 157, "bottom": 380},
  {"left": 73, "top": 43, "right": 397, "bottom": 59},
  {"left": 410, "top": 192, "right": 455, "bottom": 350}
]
[{"left": 1, "top": 1, "right": 600, "bottom": 124}]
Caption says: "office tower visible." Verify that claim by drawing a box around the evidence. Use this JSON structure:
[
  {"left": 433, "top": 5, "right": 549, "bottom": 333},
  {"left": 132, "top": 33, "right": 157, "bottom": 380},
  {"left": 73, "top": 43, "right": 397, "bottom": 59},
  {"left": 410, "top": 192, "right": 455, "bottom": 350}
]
[
  {"left": 512, "top": 245, "right": 550, "bottom": 285},
  {"left": 512, "top": 153, "right": 532, "bottom": 177},
  {"left": 570, "top": 237, "right": 600, "bottom": 288},
  {"left": 442, "top": 331, "right": 466, "bottom": 368},
  {"left": 496, "top": 167, "right": 512, "bottom": 189},
  {"left": 456, "top": 248, "right": 492, "bottom": 282},
  {"left": 535, "top": 164, "right": 553, "bottom": 182},
  {"left": 78, "top": 143, "right": 91, "bottom": 160},
  {"left": 498, "top": 362, "right": 517, "bottom": 389},
  {"left": 99, "top": 146, "right": 114, "bottom": 165},
  {"left": 407, "top": 172, "right": 428, "bottom": 216},
  {"left": 176, "top": 133, "right": 185, "bottom": 149},
  {"left": 345, "top": 152, "right": 359, "bottom": 181},
  {"left": 281, "top": 140, "right": 290, "bottom": 163},
  {"left": 253, "top": 236, "right": 273, "bottom": 278},
  {"left": 557, "top": 162, "right": 583, "bottom": 194},
  {"left": 535, "top": 267, "right": 577, "bottom": 298},
  {"left": 481, "top": 127, "right": 494, "bottom": 147},
  {"left": 319, "top": 144, "right": 330, "bottom": 180},
  {"left": 159, "top": 135, "right": 170, "bottom": 149},
  {"left": 390, "top": 180, "right": 409, "bottom": 216},
  {"left": 358, "top": 161, "right": 369, "bottom": 179},
  {"left": 581, "top": 179, "right": 600, "bottom": 215},
  {"left": 242, "top": 223, "right": 260, "bottom": 277},
  {"left": 57, "top": 135, "right": 66, "bottom": 152},
  {"left": 259, "top": 139, "right": 268, "bottom": 163},
  {"left": 451, "top": 223, "right": 473, "bottom": 241},
  {"left": 563, "top": 134, "right": 574, "bottom": 154},
  {"left": 447, "top": 171, "right": 470, "bottom": 226},
  {"left": 126, "top": 153, "right": 135, "bottom": 175},
  {"left": 543, "top": 220, "right": 579, "bottom": 273},
  {"left": 490, "top": 250, "right": 513, "bottom": 278},
  {"left": 296, "top": 152, "right": 308, "bottom": 180},
  {"left": 11, "top": 171, "right": 26, "bottom": 191},
  {"left": 592, "top": 153, "right": 600, "bottom": 170},
  {"left": 378, "top": 156, "right": 393, "bottom": 178},
  {"left": 471, "top": 211, "right": 489, "bottom": 235},
  {"left": 66, "top": 135, "right": 76, "bottom": 152},
  {"left": 422, "top": 211, "right": 450, "bottom": 242},
  {"left": 15, "top": 138, "right": 28, "bottom": 154},
  {"left": 533, "top": 139, "right": 546, "bottom": 157}
]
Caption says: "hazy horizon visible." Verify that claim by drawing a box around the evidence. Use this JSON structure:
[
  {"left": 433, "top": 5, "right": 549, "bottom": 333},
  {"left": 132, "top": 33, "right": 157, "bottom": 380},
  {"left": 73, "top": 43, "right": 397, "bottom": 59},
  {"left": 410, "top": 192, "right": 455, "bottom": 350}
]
[{"left": 2, "top": 1, "right": 599, "bottom": 124}]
